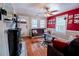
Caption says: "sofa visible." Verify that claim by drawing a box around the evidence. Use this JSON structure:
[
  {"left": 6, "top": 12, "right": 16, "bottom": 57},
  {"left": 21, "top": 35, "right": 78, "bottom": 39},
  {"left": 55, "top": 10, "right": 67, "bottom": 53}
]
[
  {"left": 47, "top": 38, "right": 69, "bottom": 56},
  {"left": 53, "top": 39, "right": 68, "bottom": 53},
  {"left": 48, "top": 37, "right": 79, "bottom": 56}
]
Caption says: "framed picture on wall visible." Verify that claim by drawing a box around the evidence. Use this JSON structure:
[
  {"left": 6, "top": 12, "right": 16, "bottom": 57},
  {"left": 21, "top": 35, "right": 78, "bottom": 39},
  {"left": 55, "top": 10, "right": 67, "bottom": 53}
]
[
  {"left": 68, "top": 20, "right": 73, "bottom": 24},
  {"left": 68, "top": 15, "right": 73, "bottom": 19},
  {"left": 47, "top": 18, "right": 56, "bottom": 28},
  {"left": 74, "top": 19, "right": 79, "bottom": 24},
  {"left": 74, "top": 14, "right": 79, "bottom": 24},
  {"left": 48, "top": 18, "right": 55, "bottom": 24},
  {"left": 74, "top": 14, "right": 79, "bottom": 18},
  {"left": 68, "top": 14, "right": 73, "bottom": 24}
]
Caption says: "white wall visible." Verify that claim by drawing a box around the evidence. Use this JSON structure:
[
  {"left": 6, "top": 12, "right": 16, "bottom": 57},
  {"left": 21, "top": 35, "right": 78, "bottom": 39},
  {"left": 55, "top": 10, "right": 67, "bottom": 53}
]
[
  {"left": 0, "top": 21, "right": 9, "bottom": 56},
  {"left": 18, "top": 16, "right": 30, "bottom": 36},
  {"left": 0, "top": 3, "right": 9, "bottom": 56}
]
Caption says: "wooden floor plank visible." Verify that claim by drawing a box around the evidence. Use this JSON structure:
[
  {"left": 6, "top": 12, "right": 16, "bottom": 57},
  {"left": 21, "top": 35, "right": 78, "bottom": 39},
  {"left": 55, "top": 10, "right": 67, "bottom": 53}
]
[{"left": 24, "top": 37, "right": 47, "bottom": 56}]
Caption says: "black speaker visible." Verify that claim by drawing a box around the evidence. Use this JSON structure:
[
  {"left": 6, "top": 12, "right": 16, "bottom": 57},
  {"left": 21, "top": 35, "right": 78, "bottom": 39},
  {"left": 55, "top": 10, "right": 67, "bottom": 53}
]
[
  {"left": 0, "top": 8, "right": 7, "bottom": 15},
  {"left": 1, "top": 8, "right": 7, "bottom": 15},
  {"left": 0, "top": 13, "right": 1, "bottom": 20},
  {"left": 7, "top": 29, "right": 21, "bottom": 56},
  {"left": 0, "top": 8, "right": 7, "bottom": 20}
]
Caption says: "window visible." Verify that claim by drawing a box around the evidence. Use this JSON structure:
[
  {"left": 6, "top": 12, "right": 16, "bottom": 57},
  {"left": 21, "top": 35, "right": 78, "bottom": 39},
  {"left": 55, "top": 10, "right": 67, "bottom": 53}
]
[
  {"left": 32, "top": 20, "right": 38, "bottom": 28},
  {"left": 56, "top": 15, "right": 67, "bottom": 33},
  {"left": 40, "top": 20, "right": 46, "bottom": 28},
  {"left": 31, "top": 19, "right": 46, "bottom": 28},
  {"left": 56, "top": 19, "right": 66, "bottom": 33}
]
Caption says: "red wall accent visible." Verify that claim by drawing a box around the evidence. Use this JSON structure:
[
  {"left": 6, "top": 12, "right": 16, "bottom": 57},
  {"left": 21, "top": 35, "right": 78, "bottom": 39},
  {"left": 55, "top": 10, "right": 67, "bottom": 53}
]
[
  {"left": 47, "top": 8, "right": 79, "bottom": 31},
  {"left": 67, "top": 8, "right": 79, "bottom": 31}
]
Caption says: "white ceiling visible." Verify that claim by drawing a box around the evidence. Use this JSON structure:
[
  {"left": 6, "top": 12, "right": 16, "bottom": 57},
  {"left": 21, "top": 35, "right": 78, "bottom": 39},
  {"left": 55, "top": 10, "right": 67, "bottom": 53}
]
[{"left": 1, "top": 3, "right": 79, "bottom": 17}]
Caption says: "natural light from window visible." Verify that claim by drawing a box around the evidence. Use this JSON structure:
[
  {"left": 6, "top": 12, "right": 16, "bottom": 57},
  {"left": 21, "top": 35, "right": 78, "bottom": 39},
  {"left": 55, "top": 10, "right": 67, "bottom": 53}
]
[
  {"left": 56, "top": 15, "right": 67, "bottom": 33},
  {"left": 32, "top": 19, "right": 38, "bottom": 28},
  {"left": 32, "top": 19, "right": 46, "bottom": 28},
  {"left": 40, "top": 20, "right": 45, "bottom": 28}
]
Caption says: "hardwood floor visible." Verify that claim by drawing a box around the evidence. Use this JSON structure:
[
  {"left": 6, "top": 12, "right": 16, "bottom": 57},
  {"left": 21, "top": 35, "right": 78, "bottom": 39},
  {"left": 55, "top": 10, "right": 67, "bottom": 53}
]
[{"left": 24, "top": 37, "right": 47, "bottom": 56}]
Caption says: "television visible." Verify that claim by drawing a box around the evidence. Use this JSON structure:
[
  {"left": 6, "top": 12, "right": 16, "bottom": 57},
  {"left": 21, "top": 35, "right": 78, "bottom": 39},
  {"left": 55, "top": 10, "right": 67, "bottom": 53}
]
[{"left": 31, "top": 28, "right": 45, "bottom": 37}]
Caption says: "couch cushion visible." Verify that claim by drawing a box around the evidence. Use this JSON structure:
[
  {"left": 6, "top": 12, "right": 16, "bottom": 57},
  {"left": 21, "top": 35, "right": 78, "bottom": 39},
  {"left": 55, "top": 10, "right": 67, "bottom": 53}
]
[{"left": 53, "top": 39, "right": 68, "bottom": 51}]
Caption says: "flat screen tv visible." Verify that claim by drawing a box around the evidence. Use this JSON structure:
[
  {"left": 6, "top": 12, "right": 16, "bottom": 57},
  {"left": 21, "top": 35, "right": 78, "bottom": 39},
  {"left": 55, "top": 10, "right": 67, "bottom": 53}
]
[{"left": 31, "top": 28, "right": 45, "bottom": 36}]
